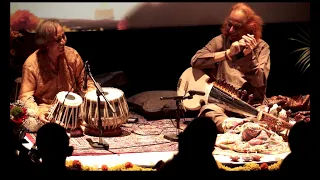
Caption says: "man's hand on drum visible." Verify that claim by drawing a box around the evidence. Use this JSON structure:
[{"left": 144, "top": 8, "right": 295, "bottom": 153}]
[{"left": 38, "top": 112, "right": 50, "bottom": 124}]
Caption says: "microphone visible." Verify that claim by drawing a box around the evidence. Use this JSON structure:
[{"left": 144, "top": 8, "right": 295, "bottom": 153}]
[
  {"left": 83, "top": 61, "right": 88, "bottom": 90},
  {"left": 188, "top": 90, "right": 205, "bottom": 96}
]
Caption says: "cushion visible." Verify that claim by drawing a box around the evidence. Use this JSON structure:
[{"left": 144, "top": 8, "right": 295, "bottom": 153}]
[
  {"left": 94, "top": 71, "right": 128, "bottom": 87},
  {"left": 127, "top": 90, "right": 198, "bottom": 120}
]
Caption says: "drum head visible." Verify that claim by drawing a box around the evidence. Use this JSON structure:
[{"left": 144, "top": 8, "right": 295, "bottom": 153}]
[
  {"left": 57, "top": 91, "right": 83, "bottom": 107},
  {"left": 85, "top": 87, "right": 124, "bottom": 102}
]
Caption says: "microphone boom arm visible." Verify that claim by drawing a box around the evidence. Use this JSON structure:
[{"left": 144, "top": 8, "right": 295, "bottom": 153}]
[
  {"left": 85, "top": 63, "right": 116, "bottom": 113},
  {"left": 83, "top": 61, "right": 88, "bottom": 90}
]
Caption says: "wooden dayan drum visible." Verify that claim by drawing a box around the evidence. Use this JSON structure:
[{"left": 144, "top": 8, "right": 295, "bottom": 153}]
[
  {"left": 47, "top": 91, "right": 84, "bottom": 137},
  {"left": 82, "top": 87, "right": 129, "bottom": 137}
]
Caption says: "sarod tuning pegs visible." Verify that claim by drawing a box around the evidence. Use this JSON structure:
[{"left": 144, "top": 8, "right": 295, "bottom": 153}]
[
  {"left": 240, "top": 90, "right": 247, "bottom": 100},
  {"left": 247, "top": 94, "right": 254, "bottom": 104}
]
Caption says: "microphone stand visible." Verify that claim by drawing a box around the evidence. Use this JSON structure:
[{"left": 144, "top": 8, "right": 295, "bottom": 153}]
[
  {"left": 85, "top": 62, "right": 116, "bottom": 150},
  {"left": 83, "top": 61, "right": 88, "bottom": 90},
  {"left": 160, "top": 94, "right": 193, "bottom": 142}
]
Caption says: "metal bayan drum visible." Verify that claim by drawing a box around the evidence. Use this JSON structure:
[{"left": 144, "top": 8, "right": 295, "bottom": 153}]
[
  {"left": 82, "top": 87, "right": 129, "bottom": 136},
  {"left": 47, "top": 91, "right": 84, "bottom": 137}
]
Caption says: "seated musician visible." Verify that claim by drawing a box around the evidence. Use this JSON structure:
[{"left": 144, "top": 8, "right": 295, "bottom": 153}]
[
  {"left": 18, "top": 19, "right": 95, "bottom": 125},
  {"left": 191, "top": 3, "right": 271, "bottom": 133}
]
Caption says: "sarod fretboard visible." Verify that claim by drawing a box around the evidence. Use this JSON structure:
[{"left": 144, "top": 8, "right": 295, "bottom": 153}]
[{"left": 209, "top": 81, "right": 293, "bottom": 129}]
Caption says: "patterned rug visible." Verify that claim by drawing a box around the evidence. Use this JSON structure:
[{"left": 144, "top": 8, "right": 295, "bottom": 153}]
[{"left": 26, "top": 112, "right": 193, "bottom": 156}]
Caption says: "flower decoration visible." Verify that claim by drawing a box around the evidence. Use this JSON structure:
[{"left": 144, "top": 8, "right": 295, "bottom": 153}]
[
  {"left": 65, "top": 160, "right": 154, "bottom": 171},
  {"left": 10, "top": 29, "right": 23, "bottom": 46},
  {"left": 65, "top": 159, "right": 282, "bottom": 171},
  {"left": 10, "top": 100, "right": 31, "bottom": 143},
  {"left": 10, "top": 101, "right": 28, "bottom": 125},
  {"left": 10, "top": 10, "right": 40, "bottom": 32},
  {"left": 10, "top": 99, "right": 43, "bottom": 133},
  {"left": 10, "top": 29, "right": 23, "bottom": 59},
  {"left": 10, "top": 29, "right": 23, "bottom": 69}
]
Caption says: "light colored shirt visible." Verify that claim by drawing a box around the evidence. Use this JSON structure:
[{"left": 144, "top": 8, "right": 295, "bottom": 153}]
[
  {"left": 191, "top": 34, "right": 271, "bottom": 104},
  {"left": 19, "top": 46, "right": 95, "bottom": 116},
  {"left": 191, "top": 34, "right": 271, "bottom": 132}
]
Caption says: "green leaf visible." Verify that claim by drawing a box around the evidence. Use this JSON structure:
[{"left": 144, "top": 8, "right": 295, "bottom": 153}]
[
  {"left": 299, "top": 61, "right": 310, "bottom": 73},
  {"left": 290, "top": 47, "right": 309, "bottom": 54},
  {"left": 297, "top": 25, "right": 310, "bottom": 39},
  {"left": 289, "top": 25, "right": 310, "bottom": 74},
  {"left": 296, "top": 57, "right": 309, "bottom": 69},
  {"left": 296, "top": 50, "right": 310, "bottom": 66},
  {"left": 301, "top": 64, "right": 310, "bottom": 74},
  {"left": 297, "top": 33, "right": 309, "bottom": 45},
  {"left": 296, "top": 52, "right": 310, "bottom": 72},
  {"left": 10, "top": 106, "right": 22, "bottom": 117},
  {"left": 289, "top": 38, "right": 309, "bottom": 47}
]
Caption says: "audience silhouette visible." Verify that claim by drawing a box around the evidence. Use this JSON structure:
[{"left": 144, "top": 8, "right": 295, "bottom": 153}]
[
  {"left": 279, "top": 120, "right": 314, "bottom": 175},
  {"left": 158, "top": 116, "right": 220, "bottom": 176},
  {"left": 8, "top": 122, "right": 24, "bottom": 170},
  {"left": 10, "top": 112, "right": 315, "bottom": 177},
  {"left": 35, "top": 122, "right": 74, "bottom": 175},
  {"left": 8, "top": 121, "right": 39, "bottom": 175}
]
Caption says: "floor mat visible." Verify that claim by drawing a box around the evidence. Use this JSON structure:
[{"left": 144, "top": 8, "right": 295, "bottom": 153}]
[{"left": 26, "top": 112, "right": 192, "bottom": 156}]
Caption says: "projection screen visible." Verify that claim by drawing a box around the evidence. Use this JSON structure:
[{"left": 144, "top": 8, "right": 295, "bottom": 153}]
[{"left": 10, "top": 2, "right": 310, "bottom": 32}]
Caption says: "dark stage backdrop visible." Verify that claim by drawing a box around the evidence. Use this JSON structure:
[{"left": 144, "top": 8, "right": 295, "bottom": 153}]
[{"left": 9, "top": 22, "right": 310, "bottom": 98}]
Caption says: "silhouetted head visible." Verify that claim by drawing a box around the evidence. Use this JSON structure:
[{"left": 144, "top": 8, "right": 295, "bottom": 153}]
[
  {"left": 178, "top": 117, "right": 218, "bottom": 155},
  {"left": 287, "top": 120, "right": 312, "bottom": 154},
  {"left": 36, "top": 123, "right": 73, "bottom": 163}
]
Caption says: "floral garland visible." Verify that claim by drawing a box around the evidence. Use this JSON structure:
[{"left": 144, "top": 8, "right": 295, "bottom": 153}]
[
  {"left": 65, "top": 160, "right": 155, "bottom": 171},
  {"left": 65, "top": 159, "right": 282, "bottom": 171},
  {"left": 216, "top": 160, "right": 282, "bottom": 171}
]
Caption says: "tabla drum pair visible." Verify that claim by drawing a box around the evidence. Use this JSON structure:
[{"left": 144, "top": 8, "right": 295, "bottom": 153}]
[{"left": 47, "top": 87, "right": 129, "bottom": 137}]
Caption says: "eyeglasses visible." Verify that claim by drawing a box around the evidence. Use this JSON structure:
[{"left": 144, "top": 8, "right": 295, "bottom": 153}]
[
  {"left": 51, "top": 34, "right": 67, "bottom": 43},
  {"left": 227, "top": 19, "right": 244, "bottom": 30}
]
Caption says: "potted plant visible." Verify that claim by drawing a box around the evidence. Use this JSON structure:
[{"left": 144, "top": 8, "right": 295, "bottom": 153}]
[{"left": 289, "top": 25, "right": 310, "bottom": 74}]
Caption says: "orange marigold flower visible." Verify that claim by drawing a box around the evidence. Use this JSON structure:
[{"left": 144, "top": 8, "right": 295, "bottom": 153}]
[
  {"left": 101, "top": 165, "right": 108, "bottom": 171},
  {"left": 260, "top": 162, "right": 268, "bottom": 170},
  {"left": 125, "top": 162, "right": 133, "bottom": 169},
  {"left": 72, "top": 160, "right": 82, "bottom": 170}
]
